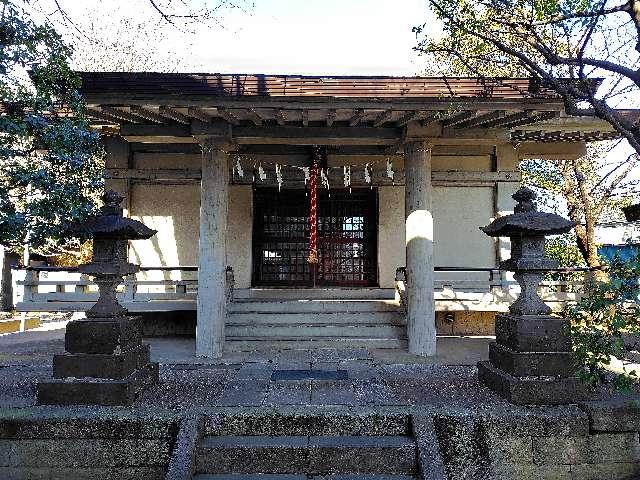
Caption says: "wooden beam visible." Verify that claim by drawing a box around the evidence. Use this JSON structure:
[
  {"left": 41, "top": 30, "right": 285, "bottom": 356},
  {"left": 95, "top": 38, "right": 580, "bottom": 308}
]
[
  {"left": 99, "top": 106, "right": 147, "bottom": 124},
  {"left": 245, "top": 108, "right": 263, "bottom": 126},
  {"left": 302, "top": 109, "right": 309, "bottom": 127},
  {"left": 231, "top": 125, "right": 399, "bottom": 146},
  {"left": 107, "top": 168, "right": 520, "bottom": 185},
  {"left": 216, "top": 107, "right": 240, "bottom": 125},
  {"left": 130, "top": 106, "right": 168, "bottom": 124},
  {"left": 188, "top": 107, "right": 212, "bottom": 123},
  {"left": 326, "top": 109, "right": 337, "bottom": 127},
  {"left": 373, "top": 110, "right": 395, "bottom": 127},
  {"left": 159, "top": 106, "right": 190, "bottom": 125},
  {"left": 348, "top": 109, "right": 368, "bottom": 127},
  {"left": 276, "top": 109, "right": 287, "bottom": 126},
  {"left": 442, "top": 111, "right": 477, "bottom": 128},
  {"left": 130, "top": 143, "right": 201, "bottom": 154},
  {"left": 86, "top": 95, "right": 566, "bottom": 112}
]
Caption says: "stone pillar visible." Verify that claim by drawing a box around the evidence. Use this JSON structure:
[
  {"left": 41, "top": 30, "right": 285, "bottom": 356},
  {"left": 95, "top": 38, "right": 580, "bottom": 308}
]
[
  {"left": 196, "top": 138, "right": 230, "bottom": 358},
  {"left": 404, "top": 140, "right": 436, "bottom": 356}
]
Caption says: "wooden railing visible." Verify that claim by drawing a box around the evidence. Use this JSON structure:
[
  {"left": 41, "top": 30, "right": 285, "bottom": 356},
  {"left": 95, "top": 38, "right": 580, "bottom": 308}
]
[{"left": 11, "top": 265, "right": 587, "bottom": 312}]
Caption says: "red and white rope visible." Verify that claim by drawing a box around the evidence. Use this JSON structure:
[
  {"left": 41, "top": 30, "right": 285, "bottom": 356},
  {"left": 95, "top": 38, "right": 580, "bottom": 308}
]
[{"left": 308, "top": 161, "right": 319, "bottom": 264}]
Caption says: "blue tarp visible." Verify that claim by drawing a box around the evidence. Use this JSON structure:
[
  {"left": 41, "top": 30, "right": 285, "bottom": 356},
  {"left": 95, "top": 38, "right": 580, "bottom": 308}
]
[{"left": 598, "top": 244, "right": 640, "bottom": 263}]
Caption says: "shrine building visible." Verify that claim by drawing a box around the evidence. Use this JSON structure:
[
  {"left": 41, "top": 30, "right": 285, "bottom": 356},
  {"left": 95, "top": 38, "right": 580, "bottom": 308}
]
[{"left": 23, "top": 72, "right": 627, "bottom": 358}]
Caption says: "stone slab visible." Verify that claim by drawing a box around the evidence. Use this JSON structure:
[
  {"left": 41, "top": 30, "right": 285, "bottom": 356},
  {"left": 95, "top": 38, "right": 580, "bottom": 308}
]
[
  {"left": 0, "top": 467, "right": 166, "bottom": 480},
  {"left": 64, "top": 316, "right": 143, "bottom": 354},
  {"left": 533, "top": 433, "right": 640, "bottom": 465},
  {"left": 36, "top": 362, "right": 158, "bottom": 406},
  {"left": 488, "top": 342, "right": 574, "bottom": 377},
  {"left": 495, "top": 314, "right": 571, "bottom": 353},
  {"left": 477, "top": 361, "right": 589, "bottom": 405},
  {"left": 579, "top": 399, "right": 640, "bottom": 432},
  {"left": 53, "top": 344, "right": 150, "bottom": 380},
  {"left": 271, "top": 370, "right": 348, "bottom": 381}
]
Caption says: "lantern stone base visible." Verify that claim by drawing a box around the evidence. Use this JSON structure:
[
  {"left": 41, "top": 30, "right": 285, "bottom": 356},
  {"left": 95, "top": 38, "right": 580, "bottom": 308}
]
[
  {"left": 477, "top": 313, "right": 589, "bottom": 405},
  {"left": 477, "top": 361, "right": 588, "bottom": 405},
  {"left": 37, "top": 315, "right": 158, "bottom": 406}
]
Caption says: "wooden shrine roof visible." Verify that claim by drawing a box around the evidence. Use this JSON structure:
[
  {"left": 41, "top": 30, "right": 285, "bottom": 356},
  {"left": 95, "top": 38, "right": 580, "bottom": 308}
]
[
  {"left": 79, "top": 72, "right": 557, "bottom": 100},
  {"left": 77, "top": 72, "right": 637, "bottom": 145}
]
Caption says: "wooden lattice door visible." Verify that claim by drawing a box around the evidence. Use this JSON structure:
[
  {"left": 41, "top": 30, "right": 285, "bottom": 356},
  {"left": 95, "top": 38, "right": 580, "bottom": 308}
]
[{"left": 252, "top": 188, "right": 378, "bottom": 287}]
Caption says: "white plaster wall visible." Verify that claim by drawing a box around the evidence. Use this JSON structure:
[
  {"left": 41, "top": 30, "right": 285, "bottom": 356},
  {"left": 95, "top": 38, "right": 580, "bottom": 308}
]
[
  {"left": 377, "top": 185, "right": 496, "bottom": 285},
  {"left": 378, "top": 186, "right": 406, "bottom": 288},
  {"left": 226, "top": 185, "right": 253, "bottom": 288},
  {"left": 128, "top": 183, "right": 253, "bottom": 288},
  {"left": 433, "top": 186, "right": 496, "bottom": 280}
]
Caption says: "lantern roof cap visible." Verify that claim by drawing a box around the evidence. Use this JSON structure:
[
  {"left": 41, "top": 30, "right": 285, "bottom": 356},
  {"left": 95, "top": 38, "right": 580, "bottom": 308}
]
[
  {"left": 68, "top": 190, "right": 157, "bottom": 239},
  {"left": 481, "top": 187, "right": 575, "bottom": 237}
]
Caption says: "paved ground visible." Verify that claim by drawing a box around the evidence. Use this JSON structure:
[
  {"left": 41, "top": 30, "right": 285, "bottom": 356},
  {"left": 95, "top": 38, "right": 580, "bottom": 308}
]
[
  {"left": 1, "top": 320, "right": 637, "bottom": 411},
  {"left": 0, "top": 320, "right": 505, "bottom": 409}
]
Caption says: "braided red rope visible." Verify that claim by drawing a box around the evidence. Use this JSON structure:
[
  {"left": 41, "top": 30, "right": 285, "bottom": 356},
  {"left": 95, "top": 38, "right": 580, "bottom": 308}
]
[{"left": 308, "top": 162, "right": 318, "bottom": 264}]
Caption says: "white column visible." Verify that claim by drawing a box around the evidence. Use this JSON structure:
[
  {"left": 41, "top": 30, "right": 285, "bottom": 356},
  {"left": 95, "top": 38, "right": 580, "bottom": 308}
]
[
  {"left": 404, "top": 140, "right": 436, "bottom": 356},
  {"left": 196, "top": 138, "right": 229, "bottom": 358}
]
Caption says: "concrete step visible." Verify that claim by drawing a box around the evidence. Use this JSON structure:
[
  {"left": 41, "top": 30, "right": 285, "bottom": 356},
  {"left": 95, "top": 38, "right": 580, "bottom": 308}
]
[
  {"left": 234, "top": 288, "right": 396, "bottom": 301},
  {"left": 228, "top": 300, "right": 400, "bottom": 314},
  {"left": 225, "top": 338, "right": 408, "bottom": 351},
  {"left": 225, "top": 324, "right": 406, "bottom": 339},
  {"left": 196, "top": 435, "right": 418, "bottom": 474},
  {"left": 195, "top": 476, "right": 414, "bottom": 480},
  {"left": 204, "top": 413, "right": 411, "bottom": 437},
  {"left": 226, "top": 312, "right": 405, "bottom": 325}
]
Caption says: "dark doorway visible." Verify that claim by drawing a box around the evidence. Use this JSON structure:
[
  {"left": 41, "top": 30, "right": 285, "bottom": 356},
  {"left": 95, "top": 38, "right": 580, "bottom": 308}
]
[{"left": 252, "top": 188, "right": 378, "bottom": 287}]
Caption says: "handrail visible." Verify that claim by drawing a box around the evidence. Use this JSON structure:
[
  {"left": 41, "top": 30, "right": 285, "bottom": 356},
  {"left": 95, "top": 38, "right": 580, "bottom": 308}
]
[
  {"left": 20, "top": 266, "right": 199, "bottom": 272},
  {"left": 18, "top": 265, "right": 599, "bottom": 273}
]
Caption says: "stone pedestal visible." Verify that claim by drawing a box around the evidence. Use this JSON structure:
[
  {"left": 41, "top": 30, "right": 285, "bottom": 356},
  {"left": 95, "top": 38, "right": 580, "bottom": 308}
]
[
  {"left": 37, "top": 316, "right": 158, "bottom": 406},
  {"left": 477, "top": 313, "right": 588, "bottom": 405}
]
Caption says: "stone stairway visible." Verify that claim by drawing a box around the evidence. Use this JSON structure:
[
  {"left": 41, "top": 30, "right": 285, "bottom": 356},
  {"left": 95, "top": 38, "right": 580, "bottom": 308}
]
[
  {"left": 226, "top": 289, "right": 407, "bottom": 350},
  {"left": 193, "top": 414, "right": 419, "bottom": 478}
]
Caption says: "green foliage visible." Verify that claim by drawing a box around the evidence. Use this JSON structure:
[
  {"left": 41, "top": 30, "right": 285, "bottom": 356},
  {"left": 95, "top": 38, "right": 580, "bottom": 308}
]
[
  {"left": 546, "top": 233, "right": 586, "bottom": 266},
  {"left": 569, "top": 253, "right": 640, "bottom": 391},
  {"left": 0, "top": 1, "right": 104, "bottom": 256},
  {"left": 415, "top": 0, "right": 640, "bottom": 153}
]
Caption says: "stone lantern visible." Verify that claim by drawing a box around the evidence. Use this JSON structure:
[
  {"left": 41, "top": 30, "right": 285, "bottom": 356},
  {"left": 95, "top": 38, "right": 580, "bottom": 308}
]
[
  {"left": 37, "top": 190, "right": 159, "bottom": 406},
  {"left": 477, "top": 187, "right": 588, "bottom": 404}
]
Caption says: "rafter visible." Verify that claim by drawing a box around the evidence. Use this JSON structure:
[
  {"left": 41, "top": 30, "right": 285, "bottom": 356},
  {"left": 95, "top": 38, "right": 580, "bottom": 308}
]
[
  {"left": 86, "top": 108, "right": 120, "bottom": 124},
  {"left": 99, "top": 106, "right": 147, "bottom": 124},
  {"left": 348, "top": 109, "right": 368, "bottom": 127},
  {"left": 188, "top": 107, "right": 212, "bottom": 123},
  {"left": 482, "top": 110, "right": 558, "bottom": 129},
  {"left": 245, "top": 108, "right": 263, "bottom": 126},
  {"left": 419, "top": 112, "right": 441, "bottom": 126},
  {"left": 373, "top": 110, "right": 395, "bottom": 127},
  {"left": 159, "top": 106, "right": 190, "bottom": 124},
  {"left": 326, "top": 109, "right": 337, "bottom": 127},
  {"left": 452, "top": 110, "right": 507, "bottom": 129},
  {"left": 216, "top": 107, "right": 240, "bottom": 125},
  {"left": 129, "top": 106, "right": 167, "bottom": 124},
  {"left": 276, "top": 109, "right": 287, "bottom": 126},
  {"left": 302, "top": 109, "right": 309, "bottom": 127},
  {"left": 442, "top": 111, "right": 477, "bottom": 128},
  {"left": 395, "top": 111, "right": 427, "bottom": 127}
]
